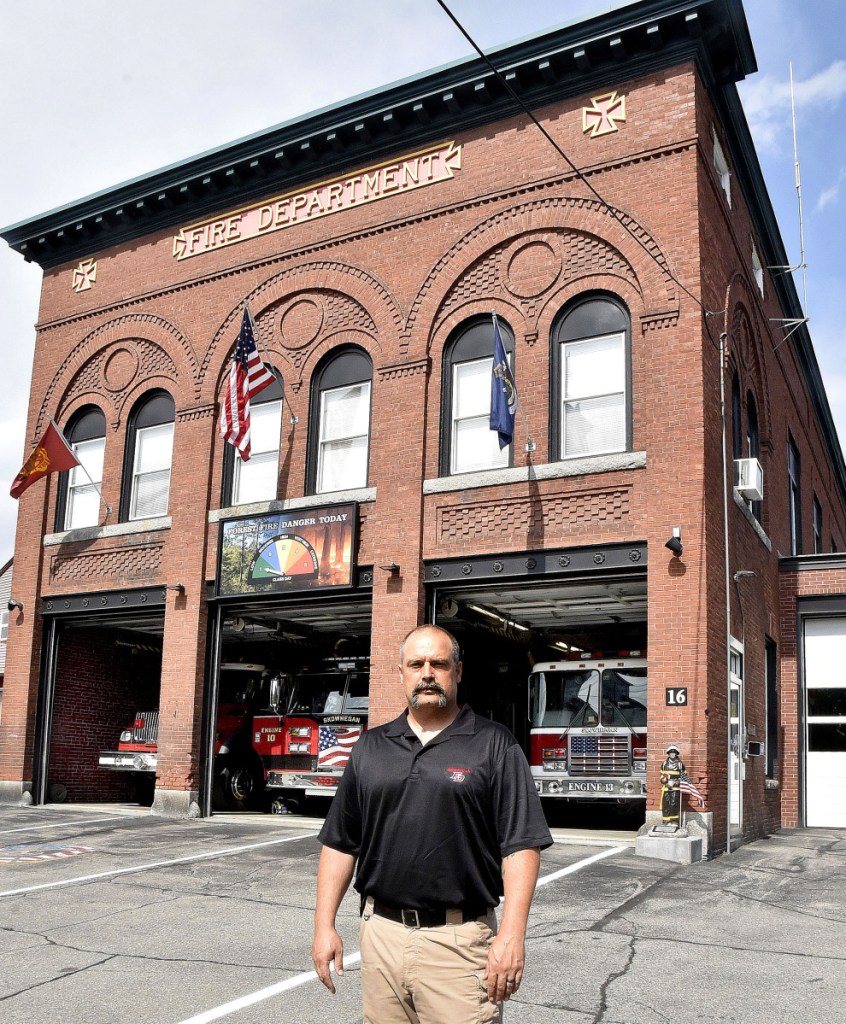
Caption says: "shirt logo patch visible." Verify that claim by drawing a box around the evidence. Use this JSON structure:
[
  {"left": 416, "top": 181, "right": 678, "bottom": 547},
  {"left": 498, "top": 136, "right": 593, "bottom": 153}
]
[{"left": 446, "top": 767, "right": 472, "bottom": 783}]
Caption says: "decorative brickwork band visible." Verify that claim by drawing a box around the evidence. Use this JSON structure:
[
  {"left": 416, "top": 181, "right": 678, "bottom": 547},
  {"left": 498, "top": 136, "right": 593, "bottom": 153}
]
[
  {"left": 176, "top": 404, "right": 216, "bottom": 422},
  {"left": 49, "top": 544, "right": 164, "bottom": 584},
  {"left": 377, "top": 358, "right": 430, "bottom": 382},
  {"left": 438, "top": 487, "right": 630, "bottom": 542}
]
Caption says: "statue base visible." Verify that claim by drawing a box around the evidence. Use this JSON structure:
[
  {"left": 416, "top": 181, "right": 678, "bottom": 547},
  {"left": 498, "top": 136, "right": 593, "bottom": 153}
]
[{"left": 635, "top": 826, "right": 702, "bottom": 864}]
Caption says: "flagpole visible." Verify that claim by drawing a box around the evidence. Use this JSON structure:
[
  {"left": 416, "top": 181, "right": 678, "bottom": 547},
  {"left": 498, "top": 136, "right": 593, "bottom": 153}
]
[
  {"left": 517, "top": 402, "right": 535, "bottom": 453},
  {"left": 244, "top": 305, "right": 298, "bottom": 426},
  {"left": 492, "top": 313, "right": 535, "bottom": 452}
]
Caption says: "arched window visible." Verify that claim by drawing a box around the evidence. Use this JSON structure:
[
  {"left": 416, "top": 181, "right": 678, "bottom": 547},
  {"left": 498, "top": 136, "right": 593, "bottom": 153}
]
[
  {"left": 746, "top": 391, "right": 761, "bottom": 521},
  {"left": 441, "top": 317, "right": 515, "bottom": 476},
  {"left": 56, "top": 406, "right": 106, "bottom": 530},
  {"left": 308, "top": 347, "right": 372, "bottom": 494},
  {"left": 746, "top": 391, "right": 759, "bottom": 458},
  {"left": 788, "top": 433, "right": 801, "bottom": 555},
  {"left": 223, "top": 369, "right": 284, "bottom": 506},
  {"left": 732, "top": 373, "right": 742, "bottom": 461},
  {"left": 551, "top": 296, "right": 630, "bottom": 460},
  {"left": 121, "top": 390, "right": 175, "bottom": 521}
]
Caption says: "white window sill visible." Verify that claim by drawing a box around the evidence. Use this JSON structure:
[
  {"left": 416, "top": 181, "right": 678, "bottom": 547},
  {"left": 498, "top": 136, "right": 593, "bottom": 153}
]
[
  {"left": 423, "top": 451, "right": 646, "bottom": 494},
  {"left": 44, "top": 516, "right": 172, "bottom": 546},
  {"left": 210, "top": 487, "right": 376, "bottom": 523}
]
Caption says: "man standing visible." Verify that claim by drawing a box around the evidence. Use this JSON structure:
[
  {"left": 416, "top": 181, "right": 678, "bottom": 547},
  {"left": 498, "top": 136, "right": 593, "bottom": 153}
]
[{"left": 312, "top": 624, "right": 552, "bottom": 1023}]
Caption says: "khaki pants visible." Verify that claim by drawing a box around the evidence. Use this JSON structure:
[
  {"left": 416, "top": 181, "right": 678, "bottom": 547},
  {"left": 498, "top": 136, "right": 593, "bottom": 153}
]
[{"left": 359, "top": 897, "right": 502, "bottom": 1024}]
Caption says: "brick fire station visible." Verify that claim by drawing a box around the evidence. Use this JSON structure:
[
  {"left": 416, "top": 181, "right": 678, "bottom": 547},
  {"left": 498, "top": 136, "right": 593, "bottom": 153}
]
[{"left": 2, "top": 0, "right": 846, "bottom": 855}]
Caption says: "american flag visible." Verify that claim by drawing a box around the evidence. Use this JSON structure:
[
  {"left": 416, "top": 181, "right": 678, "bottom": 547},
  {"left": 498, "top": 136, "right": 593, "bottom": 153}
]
[
  {"left": 318, "top": 726, "right": 360, "bottom": 768},
  {"left": 680, "top": 769, "right": 705, "bottom": 807},
  {"left": 570, "top": 736, "right": 599, "bottom": 755},
  {"left": 218, "top": 305, "right": 275, "bottom": 460}
]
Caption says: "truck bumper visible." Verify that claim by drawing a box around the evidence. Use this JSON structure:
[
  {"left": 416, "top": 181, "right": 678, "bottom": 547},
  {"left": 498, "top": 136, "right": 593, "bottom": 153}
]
[
  {"left": 266, "top": 770, "right": 341, "bottom": 794},
  {"left": 533, "top": 775, "right": 646, "bottom": 798},
  {"left": 98, "top": 751, "right": 157, "bottom": 772}
]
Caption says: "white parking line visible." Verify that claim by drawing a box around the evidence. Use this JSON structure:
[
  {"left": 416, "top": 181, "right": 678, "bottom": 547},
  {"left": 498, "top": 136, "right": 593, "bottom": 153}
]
[
  {"left": 173, "top": 845, "right": 627, "bottom": 1024},
  {"left": 0, "top": 833, "right": 313, "bottom": 898},
  {"left": 0, "top": 816, "right": 125, "bottom": 836},
  {"left": 176, "top": 954, "right": 363, "bottom": 1024},
  {"left": 535, "top": 844, "right": 625, "bottom": 886}
]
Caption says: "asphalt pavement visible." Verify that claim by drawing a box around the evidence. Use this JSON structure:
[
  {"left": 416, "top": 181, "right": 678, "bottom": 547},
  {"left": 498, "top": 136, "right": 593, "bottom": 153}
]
[{"left": 0, "top": 804, "right": 844, "bottom": 1023}]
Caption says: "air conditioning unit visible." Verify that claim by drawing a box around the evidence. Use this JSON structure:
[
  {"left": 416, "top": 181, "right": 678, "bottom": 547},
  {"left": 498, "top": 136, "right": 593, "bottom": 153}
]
[{"left": 734, "top": 458, "right": 764, "bottom": 501}]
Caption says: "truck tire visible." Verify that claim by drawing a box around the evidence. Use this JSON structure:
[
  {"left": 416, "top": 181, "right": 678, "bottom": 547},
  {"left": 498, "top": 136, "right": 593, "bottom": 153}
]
[
  {"left": 214, "top": 761, "right": 263, "bottom": 812},
  {"left": 129, "top": 773, "right": 155, "bottom": 807}
]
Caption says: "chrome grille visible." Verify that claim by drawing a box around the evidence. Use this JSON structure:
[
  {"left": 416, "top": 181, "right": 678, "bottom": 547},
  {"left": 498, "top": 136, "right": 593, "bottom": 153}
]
[
  {"left": 132, "top": 711, "right": 160, "bottom": 745},
  {"left": 568, "top": 733, "right": 631, "bottom": 776}
]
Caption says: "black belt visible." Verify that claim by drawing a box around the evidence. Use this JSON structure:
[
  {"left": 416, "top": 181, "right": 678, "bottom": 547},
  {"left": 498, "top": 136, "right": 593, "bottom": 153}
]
[{"left": 370, "top": 900, "right": 489, "bottom": 928}]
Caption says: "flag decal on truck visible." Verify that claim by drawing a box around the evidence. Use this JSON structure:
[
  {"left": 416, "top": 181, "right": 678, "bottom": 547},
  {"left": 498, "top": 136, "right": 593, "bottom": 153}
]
[{"left": 318, "top": 726, "right": 359, "bottom": 768}]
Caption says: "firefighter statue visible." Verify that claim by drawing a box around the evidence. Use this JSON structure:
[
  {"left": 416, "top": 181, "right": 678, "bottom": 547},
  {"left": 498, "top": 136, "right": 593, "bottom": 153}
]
[{"left": 660, "top": 744, "right": 684, "bottom": 827}]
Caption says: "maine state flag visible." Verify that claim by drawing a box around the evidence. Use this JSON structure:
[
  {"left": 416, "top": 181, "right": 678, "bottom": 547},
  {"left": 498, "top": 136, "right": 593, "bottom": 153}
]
[{"left": 489, "top": 314, "right": 517, "bottom": 449}]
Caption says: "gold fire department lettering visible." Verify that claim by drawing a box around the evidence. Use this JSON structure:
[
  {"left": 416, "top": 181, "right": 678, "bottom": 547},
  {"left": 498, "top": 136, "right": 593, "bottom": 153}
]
[{"left": 172, "top": 141, "right": 463, "bottom": 261}]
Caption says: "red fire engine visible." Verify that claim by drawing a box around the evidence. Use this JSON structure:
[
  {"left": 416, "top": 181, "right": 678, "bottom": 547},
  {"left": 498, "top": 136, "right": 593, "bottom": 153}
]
[
  {"left": 528, "top": 653, "right": 647, "bottom": 801},
  {"left": 254, "top": 657, "right": 368, "bottom": 809},
  {"left": 98, "top": 658, "right": 369, "bottom": 811}
]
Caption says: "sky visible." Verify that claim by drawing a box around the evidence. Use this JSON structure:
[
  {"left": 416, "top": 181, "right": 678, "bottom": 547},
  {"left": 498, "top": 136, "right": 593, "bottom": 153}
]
[{"left": 1, "top": 0, "right": 844, "bottom": 569}]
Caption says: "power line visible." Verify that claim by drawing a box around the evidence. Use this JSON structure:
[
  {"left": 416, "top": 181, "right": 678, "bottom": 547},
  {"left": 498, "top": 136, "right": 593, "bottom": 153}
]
[{"left": 434, "top": 0, "right": 718, "bottom": 321}]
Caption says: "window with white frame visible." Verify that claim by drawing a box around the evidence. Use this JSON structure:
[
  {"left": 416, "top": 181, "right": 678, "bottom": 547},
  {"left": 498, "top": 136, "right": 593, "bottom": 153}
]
[
  {"left": 57, "top": 406, "right": 106, "bottom": 531},
  {"left": 552, "top": 297, "right": 629, "bottom": 460},
  {"left": 788, "top": 434, "right": 802, "bottom": 555},
  {"left": 318, "top": 381, "right": 371, "bottom": 492},
  {"left": 67, "top": 438, "right": 105, "bottom": 529},
  {"left": 746, "top": 391, "right": 762, "bottom": 522},
  {"left": 122, "top": 391, "right": 175, "bottom": 521},
  {"left": 813, "top": 493, "right": 823, "bottom": 554},
  {"left": 0, "top": 608, "right": 8, "bottom": 643},
  {"left": 309, "top": 347, "right": 373, "bottom": 494},
  {"left": 765, "top": 638, "right": 778, "bottom": 779},
  {"left": 451, "top": 357, "right": 510, "bottom": 474},
  {"left": 228, "top": 371, "right": 283, "bottom": 505},
  {"left": 729, "top": 637, "right": 744, "bottom": 828},
  {"left": 131, "top": 423, "right": 174, "bottom": 519},
  {"left": 731, "top": 372, "right": 743, "bottom": 461},
  {"left": 232, "top": 399, "right": 282, "bottom": 503},
  {"left": 752, "top": 238, "right": 764, "bottom": 296},
  {"left": 441, "top": 318, "right": 514, "bottom": 476},
  {"left": 713, "top": 129, "right": 732, "bottom": 206}
]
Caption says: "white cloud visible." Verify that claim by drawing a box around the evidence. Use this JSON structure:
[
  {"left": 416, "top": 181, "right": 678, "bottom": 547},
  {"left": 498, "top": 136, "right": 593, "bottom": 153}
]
[
  {"left": 741, "top": 61, "right": 846, "bottom": 153},
  {"left": 817, "top": 167, "right": 846, "bottom": 211},
  {"left": 794, "top": 61, "right": 846, "bottom": 107}
]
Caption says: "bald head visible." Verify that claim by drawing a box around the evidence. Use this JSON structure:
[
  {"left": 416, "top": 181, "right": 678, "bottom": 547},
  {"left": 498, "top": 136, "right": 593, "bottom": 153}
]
[{"left": 399, "top": 624, "right": 460, "bottom": 665}]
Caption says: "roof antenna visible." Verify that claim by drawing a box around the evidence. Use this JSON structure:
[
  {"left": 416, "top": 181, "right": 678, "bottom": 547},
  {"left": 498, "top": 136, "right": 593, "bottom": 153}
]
[{"left": 771, "top": 63, "right": 809, "bottom": 351}]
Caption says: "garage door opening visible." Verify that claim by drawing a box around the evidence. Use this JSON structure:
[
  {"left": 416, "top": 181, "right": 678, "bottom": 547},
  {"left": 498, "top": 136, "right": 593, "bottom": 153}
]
[
  {"left": 40, "top": 607, "right": 164, "bottom": 807},
  {"left": 205, "top": 592, "right": 372, "bottom": 816},
  {"left": 431, "top": 574, "right": 647, "bottom": 828}
]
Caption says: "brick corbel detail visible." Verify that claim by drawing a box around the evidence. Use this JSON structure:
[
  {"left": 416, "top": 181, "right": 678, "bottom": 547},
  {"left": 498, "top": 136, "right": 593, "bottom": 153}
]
[{"left": 377, "top": 358, "right": 430, "bottom": 382}]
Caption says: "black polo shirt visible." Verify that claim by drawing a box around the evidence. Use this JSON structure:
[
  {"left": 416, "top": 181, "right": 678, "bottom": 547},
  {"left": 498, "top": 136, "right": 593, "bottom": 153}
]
[{"left": 318, "top": 705, "right": 553, "bottom": 912}]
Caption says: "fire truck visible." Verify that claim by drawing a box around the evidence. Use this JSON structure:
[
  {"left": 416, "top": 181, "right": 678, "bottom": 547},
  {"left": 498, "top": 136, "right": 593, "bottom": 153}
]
[
  {"left": 98, "top": 662, "right": 270, "bottom": 809},
  {"left": 528, "top": 653, "right": 647, "bottom": 802},
  {"left": 98, "top": 658, "right": 369, "bottom": 811},
  {"left": 253, "top": 657, "right": 369, "bottom": 809}
]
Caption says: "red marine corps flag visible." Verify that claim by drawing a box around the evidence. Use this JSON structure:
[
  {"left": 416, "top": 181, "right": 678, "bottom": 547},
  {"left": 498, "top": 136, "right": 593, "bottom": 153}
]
[
  {"left": 218, "top": 305, "right": 275, "bottom": 460},
  {"left": 10, "top": 420, "right": 80, "bottom": 499}
]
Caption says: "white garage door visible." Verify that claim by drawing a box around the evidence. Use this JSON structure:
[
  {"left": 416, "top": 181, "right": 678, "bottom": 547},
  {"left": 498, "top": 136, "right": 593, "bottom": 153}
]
[{"left": 804, "top": 617, "right": 846, "bottom": 827}]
